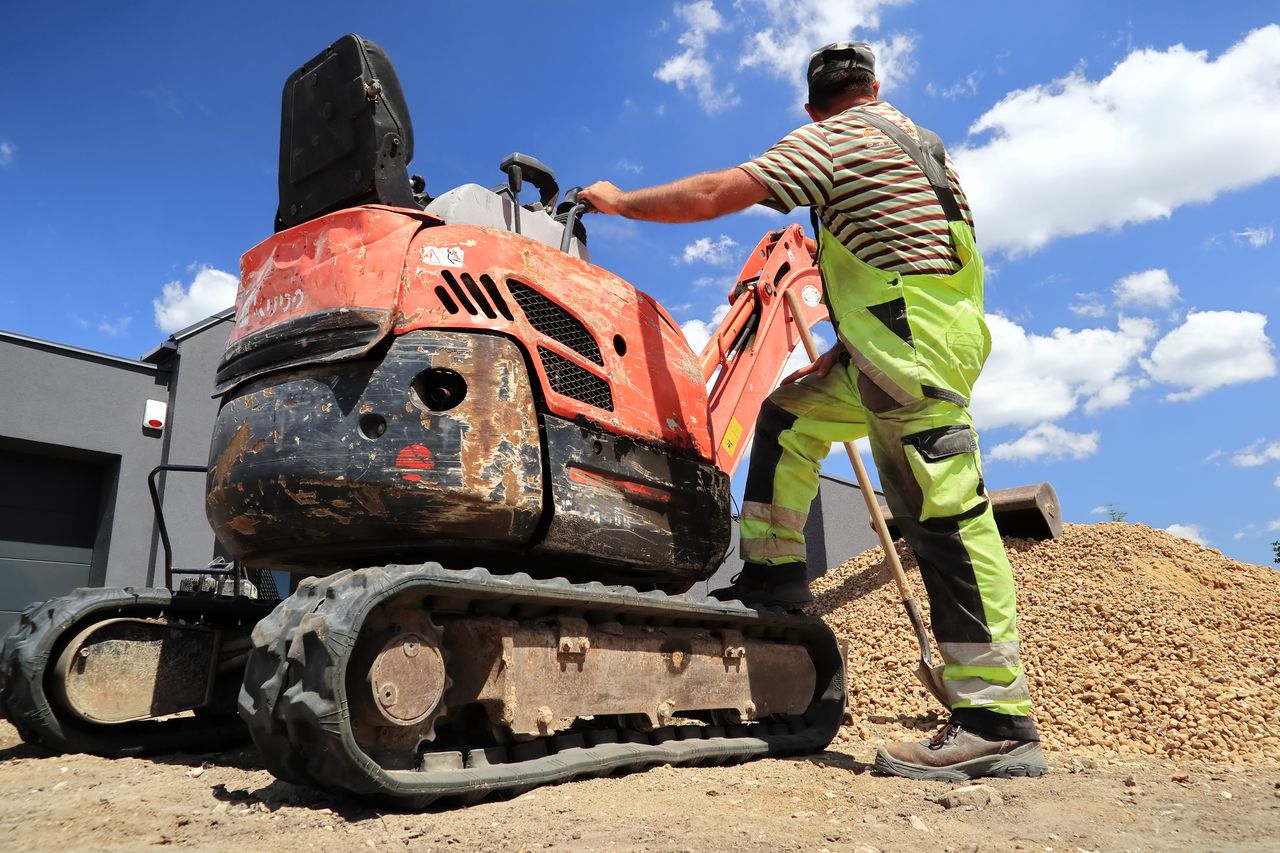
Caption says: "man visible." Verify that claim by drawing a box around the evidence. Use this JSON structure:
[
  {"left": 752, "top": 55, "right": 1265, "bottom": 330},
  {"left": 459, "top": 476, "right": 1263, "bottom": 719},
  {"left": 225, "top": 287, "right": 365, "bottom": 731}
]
[{"left": 580, "top": 42, "right": 1047, "bottom": 781}]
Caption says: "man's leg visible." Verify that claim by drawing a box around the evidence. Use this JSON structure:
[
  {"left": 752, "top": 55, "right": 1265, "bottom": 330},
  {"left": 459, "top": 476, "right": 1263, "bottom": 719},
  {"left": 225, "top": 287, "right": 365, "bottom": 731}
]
[
  {"left": 863, "top": 396, "right": 1047, "bottom": 780},
  {"left": 715, "top": 361, "right": 868, "bottom": 608}
]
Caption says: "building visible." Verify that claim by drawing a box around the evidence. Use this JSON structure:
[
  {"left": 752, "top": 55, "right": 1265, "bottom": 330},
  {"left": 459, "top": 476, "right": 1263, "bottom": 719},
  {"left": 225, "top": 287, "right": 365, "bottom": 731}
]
[
  {"left": 0, "top": 312, "right": 233, "bottom": 634},
  {"left": 1, "top": 315, "right": 882, "bottom": 634}
]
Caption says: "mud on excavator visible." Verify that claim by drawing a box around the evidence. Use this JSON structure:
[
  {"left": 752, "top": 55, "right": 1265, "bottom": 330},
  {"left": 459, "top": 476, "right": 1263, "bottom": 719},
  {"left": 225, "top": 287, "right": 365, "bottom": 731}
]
[{"left": 0, "top": 35, "right": 1058, "bottom": 806}]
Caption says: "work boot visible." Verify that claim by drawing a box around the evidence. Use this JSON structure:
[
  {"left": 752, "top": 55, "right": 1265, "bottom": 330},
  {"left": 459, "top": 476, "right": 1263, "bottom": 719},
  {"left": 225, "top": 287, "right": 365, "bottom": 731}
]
[
  {"left": 708, "top": 561, "right": 813, "bottom": 611},
  {"left": 873, "top": 722, "right": 1049, "bottom": 782}
]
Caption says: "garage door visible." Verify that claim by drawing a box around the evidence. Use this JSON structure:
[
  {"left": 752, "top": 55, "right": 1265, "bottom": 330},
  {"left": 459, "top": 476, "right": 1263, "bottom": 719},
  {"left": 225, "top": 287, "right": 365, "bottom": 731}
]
[{"left": 0, "top": 449, "right": 105, "bottom": 637}]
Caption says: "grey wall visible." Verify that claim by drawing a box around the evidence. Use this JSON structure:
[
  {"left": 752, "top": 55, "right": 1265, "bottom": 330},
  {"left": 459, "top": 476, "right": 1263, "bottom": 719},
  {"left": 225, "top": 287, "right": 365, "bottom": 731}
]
[
  {"left": 0, "top": 337, "right": 171, "bottom": 588},
  {"left": 153, "top": 317, "right": 233, "bottom": 575},
  {"left": 0, "top": 317, "right": 231, "bottom": 601},
  {"left": 805, "top": 472, "right": 884, "bottom": 579},
  {"left": 694, "top": 472, "right": 883, "bottom": 596}
]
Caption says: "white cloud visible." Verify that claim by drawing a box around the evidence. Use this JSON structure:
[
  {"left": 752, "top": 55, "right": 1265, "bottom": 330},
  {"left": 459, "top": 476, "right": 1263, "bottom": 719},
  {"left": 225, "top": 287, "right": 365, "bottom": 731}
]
[
  {"left": 1113, "top": 268, "right": 1179, "bottom": 310},
  {"left": 655, "top": 1, "right": 740, "bottom": 114},
  {"left": 1090, "top": 505, "right": 1109, "bottom": 515},
  {"left": 1274, "top": 474, "right": 1280, "bottom": 489},
  {"left": 737, "top": 204, "right": 789, "bottom": 219},
  {"left": 971, "top": 313, "right": 1156, "bottom": 430},
  {"left": 927, "top": 71, "right": 981, "bottom": 100},
  {"left": 1081, "top": 376, "right": 1144, "bottom": 415},
  {"left": 656, "top": 1, "right": 916, "bottom": 112},
  {"left": 1231, "top": 439, "right": 1280, "bottom": 468},
  {"left": 1068, "top": 293, "right": 1108, "bottom": 318},
  {"left": 682, "top": 235, "right": 741, "bottom": 265},
  {"left": 1234, "top": 226, "right": 1274, "bottom": 248},
  {"left": 988, "top": 422, "right": 1100, "bottom": 462},
  {"left": 680, "top": 303, "right": 732, "bottom": 354},
  {"left": 681, "top": 305, "right": 828, "bottom": 390},
  {"left": 737, "top": 1, "right": 916, "bottom": 96},
  {"left": 0, "top": 140, "right": 14, "bottom": 167},
  {"left": 97, "top": 315, "right": 134, "bottom": 337},
  {"left": 694, "top": 274, "right": 735, "bottom": 291},
  {"left": 1141, "top": 310, "right": 1277, "bottom": 401},
  {"left": 1204, "top": 448, "right": 1223, "bottom": 463},
  {"left": 782, "top": 326, "right": 830, "bottom": 380},
  {"left": 1164, "top": 523, "right": 1208, "bottom": 546},
  {"left": 954, "top": 26, "right": 1280, "bottom": 255},
  {"left": 153, "top": 266, "right": 237, "bottom": 333},
  {"left": 615, "top": 159, "right": 644, "bottom": 175}
]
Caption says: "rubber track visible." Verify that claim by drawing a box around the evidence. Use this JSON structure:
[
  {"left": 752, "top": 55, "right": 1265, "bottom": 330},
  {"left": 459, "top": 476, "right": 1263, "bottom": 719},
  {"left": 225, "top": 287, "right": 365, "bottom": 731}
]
[
  {"left": 239, "top": 563, "right": 846, "bottom": 807},
  {"left": 0, "top": 586, "right": 274, "bottom": 756},
  {"left": 238, "top": 571, "right": 353, "bottom": 784}
]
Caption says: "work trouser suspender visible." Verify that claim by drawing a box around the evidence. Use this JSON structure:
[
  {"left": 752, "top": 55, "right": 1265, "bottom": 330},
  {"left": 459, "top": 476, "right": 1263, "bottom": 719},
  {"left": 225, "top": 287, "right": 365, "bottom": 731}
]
[
  {"left": 846, "top": 110, "right": 964, "bottom": 224},
  {"left": 807, "top": 109, "right": 963, "bottom": 337}
]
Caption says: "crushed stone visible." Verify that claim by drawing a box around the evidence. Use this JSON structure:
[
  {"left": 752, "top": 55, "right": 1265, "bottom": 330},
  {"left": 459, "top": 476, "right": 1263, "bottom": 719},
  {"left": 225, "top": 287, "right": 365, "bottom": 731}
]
[{"left": 811, "top": 522, "right": 1280, "bottom": 764}]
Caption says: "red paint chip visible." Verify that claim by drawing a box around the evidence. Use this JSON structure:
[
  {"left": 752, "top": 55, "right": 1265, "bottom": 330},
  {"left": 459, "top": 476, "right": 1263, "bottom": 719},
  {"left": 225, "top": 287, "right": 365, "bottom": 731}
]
[{"left": 396, "top": 445, "right": 435, "bottom": 481}]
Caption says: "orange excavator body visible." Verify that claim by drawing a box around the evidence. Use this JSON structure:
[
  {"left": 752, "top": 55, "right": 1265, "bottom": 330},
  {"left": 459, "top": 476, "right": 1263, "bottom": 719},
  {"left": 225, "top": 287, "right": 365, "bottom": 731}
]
[{"left": 0, "top": 35, "right": 851, "bottom": 805}]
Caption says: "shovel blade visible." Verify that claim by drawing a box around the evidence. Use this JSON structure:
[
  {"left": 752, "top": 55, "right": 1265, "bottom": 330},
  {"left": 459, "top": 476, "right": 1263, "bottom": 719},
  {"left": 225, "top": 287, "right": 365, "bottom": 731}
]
[{"left": 915, "top": 660, "right": 950, "bottom": 708}]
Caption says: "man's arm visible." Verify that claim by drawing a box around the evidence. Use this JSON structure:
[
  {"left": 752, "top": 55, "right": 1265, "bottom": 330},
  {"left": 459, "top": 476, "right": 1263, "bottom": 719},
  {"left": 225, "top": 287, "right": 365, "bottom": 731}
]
[{"left": 580, "top": 168, "right": 769, "bottom": 222}]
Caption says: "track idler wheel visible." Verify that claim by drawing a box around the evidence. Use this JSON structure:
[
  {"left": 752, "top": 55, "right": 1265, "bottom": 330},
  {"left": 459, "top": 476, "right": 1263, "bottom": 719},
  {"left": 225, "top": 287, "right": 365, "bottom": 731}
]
[{"left": 347, "top": 605, "right": 452, "bottom": 770}]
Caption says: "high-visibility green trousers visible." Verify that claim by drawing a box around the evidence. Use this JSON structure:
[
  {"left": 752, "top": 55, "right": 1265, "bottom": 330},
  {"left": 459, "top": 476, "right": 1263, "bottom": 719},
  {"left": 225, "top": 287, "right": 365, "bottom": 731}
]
[{"left": 740, "top": 222, "right": 1037, "bottom": 739}]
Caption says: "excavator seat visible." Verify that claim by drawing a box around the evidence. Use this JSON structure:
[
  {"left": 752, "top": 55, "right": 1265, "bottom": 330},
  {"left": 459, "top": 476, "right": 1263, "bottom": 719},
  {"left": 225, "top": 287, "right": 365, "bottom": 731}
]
[
  {"left": 275, "top": 33, "right": 588, "bottom": 260},
  {"left": 276, "top": 34, "right": 417, "bottom": 231}
]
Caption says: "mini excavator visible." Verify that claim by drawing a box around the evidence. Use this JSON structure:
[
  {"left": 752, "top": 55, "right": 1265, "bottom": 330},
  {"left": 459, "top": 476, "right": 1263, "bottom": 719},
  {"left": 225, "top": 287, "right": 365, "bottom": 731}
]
[{"left": 0, "top": 35, "right": 1058, "bottom": 806}]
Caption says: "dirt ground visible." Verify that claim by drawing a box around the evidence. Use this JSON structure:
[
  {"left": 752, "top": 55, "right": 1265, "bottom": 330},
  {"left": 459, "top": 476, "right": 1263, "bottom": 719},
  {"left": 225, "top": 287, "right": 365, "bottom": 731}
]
[{"left": 1, "top": 721, "right": 1275, "bottom": 852}]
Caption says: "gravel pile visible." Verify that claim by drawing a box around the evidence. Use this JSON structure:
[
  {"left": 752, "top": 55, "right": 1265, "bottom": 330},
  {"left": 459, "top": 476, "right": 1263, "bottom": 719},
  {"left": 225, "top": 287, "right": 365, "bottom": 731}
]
[{"left": 811, "top": 522, "right": 1280, "bottom": 765}]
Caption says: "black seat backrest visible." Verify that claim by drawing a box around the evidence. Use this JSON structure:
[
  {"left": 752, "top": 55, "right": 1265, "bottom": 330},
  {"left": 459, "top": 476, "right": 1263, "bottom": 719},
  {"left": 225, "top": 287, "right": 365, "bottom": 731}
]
[{"left": 276, "top": 34, "right": 417, "bottom": 231}]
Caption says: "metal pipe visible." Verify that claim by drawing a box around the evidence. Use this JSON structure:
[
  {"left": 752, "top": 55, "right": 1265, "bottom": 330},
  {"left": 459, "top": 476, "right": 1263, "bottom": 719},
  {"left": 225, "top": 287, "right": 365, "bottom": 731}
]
[{"left": 147, "top": 464, "right": 210, "bottom": 590}]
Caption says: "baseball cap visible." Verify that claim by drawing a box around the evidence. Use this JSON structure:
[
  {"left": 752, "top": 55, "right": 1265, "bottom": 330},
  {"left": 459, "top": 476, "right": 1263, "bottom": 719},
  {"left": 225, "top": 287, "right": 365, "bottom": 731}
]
[{"left": 806, "top": 41, "right": 876, "bottom": 83}]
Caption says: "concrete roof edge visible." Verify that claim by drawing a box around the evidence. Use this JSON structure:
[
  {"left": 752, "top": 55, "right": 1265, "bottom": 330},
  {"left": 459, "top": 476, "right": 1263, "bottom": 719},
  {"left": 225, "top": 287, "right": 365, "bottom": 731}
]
[
  {"left": 0, "top": 329, "right": 160, "bottom": 372},
  {"left": 140, "top": 309, "right": 235, "bottom": 363},
  {"left": 168, "top": 308, "right": 235, "bottom": 342}
]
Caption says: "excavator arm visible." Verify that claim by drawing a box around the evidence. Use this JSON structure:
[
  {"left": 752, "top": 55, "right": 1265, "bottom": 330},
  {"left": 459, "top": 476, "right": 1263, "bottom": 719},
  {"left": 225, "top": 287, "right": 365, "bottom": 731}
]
[{"left": 698, "top": 224, "right": 828, "bottom": 476}]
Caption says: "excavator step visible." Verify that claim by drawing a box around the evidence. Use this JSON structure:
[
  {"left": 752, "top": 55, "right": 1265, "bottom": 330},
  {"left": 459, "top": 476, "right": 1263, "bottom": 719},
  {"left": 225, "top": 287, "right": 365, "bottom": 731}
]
[{"left": 239, "top": 564, "right": 845, "bottom": 807}]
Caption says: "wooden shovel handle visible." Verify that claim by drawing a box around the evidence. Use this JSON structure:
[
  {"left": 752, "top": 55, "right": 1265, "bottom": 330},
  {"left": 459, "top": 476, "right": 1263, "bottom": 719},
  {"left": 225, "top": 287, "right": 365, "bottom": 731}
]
[{"left": 782, "top": 291, "right": 914, "bottom": 601}]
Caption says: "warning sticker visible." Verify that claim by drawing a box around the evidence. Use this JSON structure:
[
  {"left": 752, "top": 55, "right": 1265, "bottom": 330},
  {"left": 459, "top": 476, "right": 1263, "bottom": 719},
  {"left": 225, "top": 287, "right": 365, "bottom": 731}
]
[
  {"left": 420, "top": 246, "right": 465, "bottom": 267},
  {"left": 720, "top": 417, "right": 744, "bottom": 457}
]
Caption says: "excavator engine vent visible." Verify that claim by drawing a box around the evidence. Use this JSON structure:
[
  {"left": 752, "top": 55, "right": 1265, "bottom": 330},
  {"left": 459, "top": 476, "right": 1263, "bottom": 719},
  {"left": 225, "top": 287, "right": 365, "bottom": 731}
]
[
  {"left": 537, "top": 347, "right": 613, "bottom": 411},
  {"left": 435, "top": 271, "right": 514, "bottom": 320},
  {"left": 508, "top": 281, "right": 604, "bottom": 366}
]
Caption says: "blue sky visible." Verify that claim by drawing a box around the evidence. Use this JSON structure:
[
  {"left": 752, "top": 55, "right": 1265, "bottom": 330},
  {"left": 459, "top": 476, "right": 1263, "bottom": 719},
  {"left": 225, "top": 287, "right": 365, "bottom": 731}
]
[{"left": 1, "top": 2, "right": 1277, "bottom": 566}]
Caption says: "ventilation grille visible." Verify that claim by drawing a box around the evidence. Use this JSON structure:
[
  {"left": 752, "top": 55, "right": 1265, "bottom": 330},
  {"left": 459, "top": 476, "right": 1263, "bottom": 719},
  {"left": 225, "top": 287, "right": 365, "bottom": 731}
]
[
  {"left": 537, "top": 347, "right": 613, "bottom": 411},
  {"left": 434, "top": 271, "right": 514, "bottom": 321},
  {"left": 508, "top": 281, "right": 603, "bottom": 366}
]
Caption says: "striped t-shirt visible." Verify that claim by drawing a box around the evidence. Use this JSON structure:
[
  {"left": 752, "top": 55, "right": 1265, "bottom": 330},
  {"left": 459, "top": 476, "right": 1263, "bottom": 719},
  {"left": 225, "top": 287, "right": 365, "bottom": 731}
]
[{"left": 739, "top": 101, "right": 974, "bottom": 276}]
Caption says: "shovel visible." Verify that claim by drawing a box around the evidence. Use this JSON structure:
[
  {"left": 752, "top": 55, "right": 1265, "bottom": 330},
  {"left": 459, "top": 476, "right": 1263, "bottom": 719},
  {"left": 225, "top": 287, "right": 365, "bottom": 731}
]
[{"left": 783, "top": 291, "right": 949, "bottom": 708}]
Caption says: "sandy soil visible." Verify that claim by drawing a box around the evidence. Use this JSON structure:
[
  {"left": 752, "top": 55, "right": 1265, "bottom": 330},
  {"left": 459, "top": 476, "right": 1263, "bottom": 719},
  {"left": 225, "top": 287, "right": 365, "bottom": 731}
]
[{"left": 1, "top": 721, "right": 1276, "bottom": 852}]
